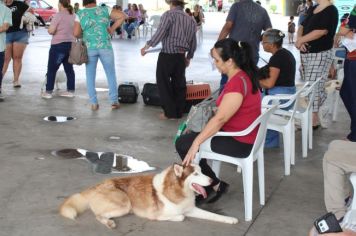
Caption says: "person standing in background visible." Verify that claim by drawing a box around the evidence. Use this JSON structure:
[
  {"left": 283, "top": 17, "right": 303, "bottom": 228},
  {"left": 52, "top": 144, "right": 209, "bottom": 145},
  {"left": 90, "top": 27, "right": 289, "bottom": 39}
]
[
  {"left": 0, "top": 0, "right": 11, "bottom": 101},
  {"left": 288, "top": 16, "right": 296, "bottom": 43},
  {"left": 74, "top": 0, "right": 126, "bottom": 111},
  {"left": 297, "top": 0, "right": 307, "bottom": 26},
  {"left": 141, "top": 0, "right": 196, "bottom": 120},
  {"left": 3, "top": 0, "right": 30, "bottom": 88},
  {"left": 74, "top": 2, "right": 80, "bottom": 13},
  {"left": 193, "top": 4, "right": 204, "bottom": 26},
  {"left": 217, "top": 0, "right": 271, "bottom": 89},
  {"left": 295, "top": 0, "right": 338, "bottom": 128},
  {"left": 336, "top": 5, "right": 356, "bottom": 142},
  {"left": 42, "top": 0, "right": 76, "bottom": 99}
]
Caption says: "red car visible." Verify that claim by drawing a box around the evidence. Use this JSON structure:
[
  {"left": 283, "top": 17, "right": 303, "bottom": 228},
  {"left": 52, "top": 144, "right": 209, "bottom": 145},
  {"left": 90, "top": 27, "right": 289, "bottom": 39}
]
[{"left": 29, "top": 0, "right": 57, "bottom": 22}]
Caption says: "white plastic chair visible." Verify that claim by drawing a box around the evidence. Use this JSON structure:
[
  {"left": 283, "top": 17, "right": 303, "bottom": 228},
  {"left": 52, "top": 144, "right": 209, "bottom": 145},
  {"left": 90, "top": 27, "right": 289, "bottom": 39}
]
[
  {"left": 145, "top": 15, "right": 161, "bottom": 38},
  {"left": 294, "top": 76, "right": 324, "bottom": 158},
  {"left": 194, "top": 105, "right": 277, "bottom": 221},
  {"left": 329, "top": 48, "right": 345, "bottom": 122},
  {"left": 262, "top": 84, "right": 307, "bottom": 176}
]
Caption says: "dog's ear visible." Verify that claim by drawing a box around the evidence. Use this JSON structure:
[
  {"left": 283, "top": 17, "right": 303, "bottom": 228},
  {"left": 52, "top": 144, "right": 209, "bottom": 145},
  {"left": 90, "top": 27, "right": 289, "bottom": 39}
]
[{"left": 173, "top": 163, "right": 184, "bottom": 178}]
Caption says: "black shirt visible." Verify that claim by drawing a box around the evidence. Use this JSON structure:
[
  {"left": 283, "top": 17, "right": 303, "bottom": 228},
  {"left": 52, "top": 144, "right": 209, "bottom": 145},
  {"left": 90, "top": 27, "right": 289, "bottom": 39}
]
[
  {"left": 302, "top": 5, "right": 338, "bottom": 53},
  {"left": 7, "top": 1, "right": 29, "bottom": 33},
  {"left": 268, "top": 48, "right": 296, "bottom": 87}
]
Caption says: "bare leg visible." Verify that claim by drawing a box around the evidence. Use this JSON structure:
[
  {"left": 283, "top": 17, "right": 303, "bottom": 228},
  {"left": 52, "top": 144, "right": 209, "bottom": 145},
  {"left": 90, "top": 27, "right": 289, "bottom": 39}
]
[
  {"left": 12, "top": 42, "right": 27, "bottom": 85},
  {"left": 2, "top": 43, "right": 13, "bottom": 78},
  {"left": 313, "top": 112, "right": 319, "bottom": 126}
]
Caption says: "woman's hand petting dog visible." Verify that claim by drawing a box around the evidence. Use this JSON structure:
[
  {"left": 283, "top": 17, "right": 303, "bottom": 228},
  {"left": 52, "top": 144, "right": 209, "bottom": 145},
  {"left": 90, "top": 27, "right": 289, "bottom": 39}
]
[{"left": 182, "top": 142, "right": 200, "bottom": 166}]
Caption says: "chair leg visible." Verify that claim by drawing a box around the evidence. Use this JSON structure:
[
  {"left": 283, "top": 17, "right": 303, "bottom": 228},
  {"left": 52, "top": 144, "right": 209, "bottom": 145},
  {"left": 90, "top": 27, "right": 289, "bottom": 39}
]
[
  {"left": 332, "top": 90, "right": 340, "bottom": 122},
  {"left": 308, "top": 110, "right": 313, "bottom": 150},
  {"left": 301, "top": 115, "right": 308, "bottom": 158},
  {"left": 282, "top": 131, "right": 291, "bottom": 176},
  {"left": 242, "top": 161, "right": 253, "bottom": 221},
  {"left": 291, "top": 122, "right": 295, "bottom": 165},
  {"left": 257, "top": 151, "right": 265, "bottom": 206},
  {"left": 211, "top": 160, "right": 221, "bottom": 178}
]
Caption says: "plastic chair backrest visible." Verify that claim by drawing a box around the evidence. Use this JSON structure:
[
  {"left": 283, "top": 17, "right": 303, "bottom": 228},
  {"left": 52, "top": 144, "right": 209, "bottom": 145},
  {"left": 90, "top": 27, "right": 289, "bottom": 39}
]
[
  {"left": 149, "top": 15, "right": 161, "bottom": 28},
  {"left": 250, "top": 105, "right": 278, "bottom": 160},
  {"left": 262, "top": 83, "right": 307, "bottom": 122},
  {"left": 300, "top": 75, "right": 325, "bottom": 112}
]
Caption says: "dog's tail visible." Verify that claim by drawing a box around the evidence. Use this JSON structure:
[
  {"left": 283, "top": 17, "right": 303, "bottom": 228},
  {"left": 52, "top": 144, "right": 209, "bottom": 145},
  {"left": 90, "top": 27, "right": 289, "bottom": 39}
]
[{"left": 59, "top": 193, "right": 89, "bottom": 220}]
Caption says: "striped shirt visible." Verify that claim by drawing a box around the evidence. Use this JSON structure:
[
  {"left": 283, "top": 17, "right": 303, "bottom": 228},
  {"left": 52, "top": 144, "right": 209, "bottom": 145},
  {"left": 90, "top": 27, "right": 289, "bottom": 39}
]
[{"left": 146, "top": 6, "right": 197, "bottom": 59}]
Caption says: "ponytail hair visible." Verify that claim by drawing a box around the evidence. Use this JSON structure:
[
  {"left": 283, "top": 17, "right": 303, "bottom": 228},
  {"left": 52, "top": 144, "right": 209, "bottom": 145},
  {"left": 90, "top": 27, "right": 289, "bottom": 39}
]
[
  {"left": 214, "top": 38, "right": 259, "bottom": 94},
  {"left": 59, "top": 0, "right": 74, "bottom": 14}
]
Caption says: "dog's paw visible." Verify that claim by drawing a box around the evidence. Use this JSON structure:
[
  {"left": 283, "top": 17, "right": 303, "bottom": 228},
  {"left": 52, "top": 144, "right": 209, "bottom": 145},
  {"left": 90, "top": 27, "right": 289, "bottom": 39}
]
[
  {"left": 226, "top": 217, "right": 238, "bottom": 224},
  {"left": 106, "top": 219, "right": 116, "bottom": 229}
]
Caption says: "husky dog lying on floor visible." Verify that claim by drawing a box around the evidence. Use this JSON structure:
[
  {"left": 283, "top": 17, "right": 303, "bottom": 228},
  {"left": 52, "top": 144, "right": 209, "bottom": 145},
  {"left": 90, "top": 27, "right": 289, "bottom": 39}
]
[{"left": 59, "top": 164, "right": 238, "bottom": 228}]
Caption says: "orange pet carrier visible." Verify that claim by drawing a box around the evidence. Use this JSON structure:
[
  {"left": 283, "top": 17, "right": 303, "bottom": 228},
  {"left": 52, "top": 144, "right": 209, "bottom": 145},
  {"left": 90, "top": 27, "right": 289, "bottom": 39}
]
[
  {"left": 184, "top": 82, "right": 212, "bottom": 113},
  {"left": 186, "top": 83, "right": 211, "bottom": 100}
]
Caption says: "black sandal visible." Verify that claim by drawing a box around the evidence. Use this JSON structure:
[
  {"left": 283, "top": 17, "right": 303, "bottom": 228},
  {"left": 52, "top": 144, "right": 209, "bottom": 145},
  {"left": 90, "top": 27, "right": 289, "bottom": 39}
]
[{"left": 207, "top": 181, "right": 230, "bottom": 203}]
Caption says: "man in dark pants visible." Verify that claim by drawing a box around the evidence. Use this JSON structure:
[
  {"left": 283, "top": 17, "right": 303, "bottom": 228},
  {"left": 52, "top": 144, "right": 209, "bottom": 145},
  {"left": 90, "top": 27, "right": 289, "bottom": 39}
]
[
  {"left": 141, "top": 0, "right": 196, "bottom": 119},
  {"left": 338, "top": 6, "right": 356, "bottom": 142}
]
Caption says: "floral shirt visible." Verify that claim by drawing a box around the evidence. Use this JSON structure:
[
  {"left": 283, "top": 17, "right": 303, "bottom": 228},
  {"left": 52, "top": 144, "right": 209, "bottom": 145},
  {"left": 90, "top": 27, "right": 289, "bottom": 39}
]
[{"left": 76, "top": 6, "right": 112, "bottom": 49}]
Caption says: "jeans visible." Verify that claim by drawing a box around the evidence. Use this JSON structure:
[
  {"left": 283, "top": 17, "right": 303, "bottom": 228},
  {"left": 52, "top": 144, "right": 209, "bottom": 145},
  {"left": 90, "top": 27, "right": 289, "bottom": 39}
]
[
  {"left": 0, "top": 51, "right": 4, "bottom": 89},
  {"left": 340, "top": 59, "right": 356, "bottom": 142},
  {"left": 264, "top": 86, "right": 296, "bottom": 148},
  {"left": 46, "top": 42, "right": 75, "bottom": 92},
  {"left": 123, "top": 21, "right": 138, "bottom": 36},
  {"left": 86, "top": 48, "right": 118, "bottom": 105}
]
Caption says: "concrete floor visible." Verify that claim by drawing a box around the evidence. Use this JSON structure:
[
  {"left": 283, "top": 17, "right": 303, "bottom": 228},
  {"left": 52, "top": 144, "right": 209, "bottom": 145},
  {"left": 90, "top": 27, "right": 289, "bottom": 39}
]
[{"left": 0, "top": 13, "right": 351, "bottom": 236}]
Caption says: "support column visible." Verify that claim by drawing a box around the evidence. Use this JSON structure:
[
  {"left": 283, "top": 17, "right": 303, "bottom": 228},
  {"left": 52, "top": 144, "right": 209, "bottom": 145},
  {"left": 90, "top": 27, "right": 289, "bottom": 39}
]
[
  {"left": 117, "top": 0, "right": 128, "bottom": 8},
  {"left": 282, "top": 0, "right": 300, "bottom": 16}
]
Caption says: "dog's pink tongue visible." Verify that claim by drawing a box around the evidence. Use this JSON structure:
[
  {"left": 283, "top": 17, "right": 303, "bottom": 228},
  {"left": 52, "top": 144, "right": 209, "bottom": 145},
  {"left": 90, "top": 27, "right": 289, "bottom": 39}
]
[{"left": 192, "top": 183, "right": 207, "bottom": 198}]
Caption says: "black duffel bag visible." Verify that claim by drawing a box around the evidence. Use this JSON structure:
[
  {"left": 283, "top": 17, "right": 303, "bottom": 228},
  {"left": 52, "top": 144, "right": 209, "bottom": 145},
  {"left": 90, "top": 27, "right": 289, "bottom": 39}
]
[
  {"left": 118, "top": 82, "right": 139, "bottom": 103},
  {"left": 141, "top": 83, "right": 161, "bottom": 106}
]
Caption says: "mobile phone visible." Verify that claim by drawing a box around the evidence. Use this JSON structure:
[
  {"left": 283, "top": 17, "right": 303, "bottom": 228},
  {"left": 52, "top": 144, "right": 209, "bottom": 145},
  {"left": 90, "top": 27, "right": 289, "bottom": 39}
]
[{"left": 314, "top": 212, "right": 343, "bottom": 234}]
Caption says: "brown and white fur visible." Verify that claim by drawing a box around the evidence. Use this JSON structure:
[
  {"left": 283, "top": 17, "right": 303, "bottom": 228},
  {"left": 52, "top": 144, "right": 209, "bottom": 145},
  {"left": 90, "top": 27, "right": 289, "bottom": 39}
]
[{"left": 59, "top": 164, "right": 238, "bottom": 228}]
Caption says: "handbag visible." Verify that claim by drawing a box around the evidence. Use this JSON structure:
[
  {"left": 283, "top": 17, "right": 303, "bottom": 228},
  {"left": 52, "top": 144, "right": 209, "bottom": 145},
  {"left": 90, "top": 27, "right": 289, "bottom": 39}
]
[
  {"left": 257, "top": 64, "right": 270, "bottom": 80},
  {"left": 184, "top": 76, "right": 248, "bottom": 133},
  {"left": 185, "top": 89, "right": 220, "bottom": 133},
  {"left": 68, "top": 39, "right": 88, "bottom": 65}
]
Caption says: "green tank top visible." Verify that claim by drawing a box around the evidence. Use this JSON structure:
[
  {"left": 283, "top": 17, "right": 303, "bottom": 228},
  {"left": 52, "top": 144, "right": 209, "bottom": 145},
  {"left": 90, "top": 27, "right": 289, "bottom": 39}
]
[{"left": 77, "top": 6, "right": 112, "bottom": 49}]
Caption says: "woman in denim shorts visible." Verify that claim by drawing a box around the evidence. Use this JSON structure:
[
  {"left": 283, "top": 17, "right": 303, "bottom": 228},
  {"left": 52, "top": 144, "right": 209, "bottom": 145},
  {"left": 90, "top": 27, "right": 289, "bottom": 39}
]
[{"left": 3, "top": 0, "right": 30, "bottom": 88}]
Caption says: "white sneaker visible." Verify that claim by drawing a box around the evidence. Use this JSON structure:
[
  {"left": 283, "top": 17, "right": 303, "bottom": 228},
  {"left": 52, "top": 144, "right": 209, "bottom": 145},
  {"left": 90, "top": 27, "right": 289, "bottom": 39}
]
[
  {"left": 41, "top": 92, "right": 53, "bottom": 99},
  {"left": 59, "top": 91, "right": 75, "bottom": 98}
]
